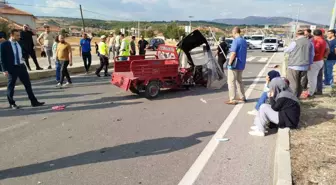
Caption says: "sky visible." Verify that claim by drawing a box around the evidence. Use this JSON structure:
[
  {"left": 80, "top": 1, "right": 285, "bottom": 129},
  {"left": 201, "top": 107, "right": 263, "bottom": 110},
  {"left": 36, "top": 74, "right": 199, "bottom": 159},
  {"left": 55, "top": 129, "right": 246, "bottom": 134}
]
[{"left": 6, "top": 0, "right": 333, "bottom": 24}]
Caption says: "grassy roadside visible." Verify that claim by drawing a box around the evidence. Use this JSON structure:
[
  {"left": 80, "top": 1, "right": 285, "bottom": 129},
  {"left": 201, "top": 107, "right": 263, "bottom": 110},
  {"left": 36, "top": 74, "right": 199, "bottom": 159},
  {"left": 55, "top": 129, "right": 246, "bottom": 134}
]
[{"left": 291, "top": 88, "right": 336, "bottom": 185}]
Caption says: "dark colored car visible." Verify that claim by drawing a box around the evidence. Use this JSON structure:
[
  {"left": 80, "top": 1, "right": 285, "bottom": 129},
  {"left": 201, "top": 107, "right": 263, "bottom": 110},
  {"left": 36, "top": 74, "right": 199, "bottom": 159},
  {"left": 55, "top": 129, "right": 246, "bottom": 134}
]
[{"left": 148, "top": 38, "right": 165, "bottom": 51}]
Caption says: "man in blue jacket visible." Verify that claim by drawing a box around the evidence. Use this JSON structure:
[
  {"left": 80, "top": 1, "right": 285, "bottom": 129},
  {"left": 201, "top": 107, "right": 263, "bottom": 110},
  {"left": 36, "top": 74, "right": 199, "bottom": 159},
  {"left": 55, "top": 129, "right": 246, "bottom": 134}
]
[
  {"left": 0, "top": 29, "right": 44, "bottom": 109},
  {"left": 0, "top": 31, "right": 6, "bottom": 72}
]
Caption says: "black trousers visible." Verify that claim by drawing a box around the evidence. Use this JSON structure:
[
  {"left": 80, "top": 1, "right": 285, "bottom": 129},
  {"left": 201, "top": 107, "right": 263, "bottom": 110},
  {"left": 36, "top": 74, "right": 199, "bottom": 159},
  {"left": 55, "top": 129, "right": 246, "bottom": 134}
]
[
  {"left": 218, "top": 57, "right": 226, "bottom": 72},
  {"left": 60, "top": 61, "right": 72, "bottom": 85},
  {"left": 23, "top": 48, "right": 41, "bottom": 70},
  {"left": 7, "top": 64, "right": 37, "bottom": 105},
  {"left": 82, "top": 52, "right": 92, "bottom": 72},
  {"left": 96, "top": 55, "right": 109, "bottom": 75},
  {"left": 316, "top": 67, "right": 323, "bottom": 93}
]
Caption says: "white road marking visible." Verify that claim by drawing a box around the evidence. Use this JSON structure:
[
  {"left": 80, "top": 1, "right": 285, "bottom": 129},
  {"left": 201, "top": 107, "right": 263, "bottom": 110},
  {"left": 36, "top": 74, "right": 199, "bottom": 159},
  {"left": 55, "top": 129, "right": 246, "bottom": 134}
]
[
  {"left": 246, "top": 57, "right": 256, "bottom": 62},
  {"left": 178, "top": 52, "right": 276, "bottom": 185},
  {"left": 258, "top": 57, "right": 268, "bottom": 62}
]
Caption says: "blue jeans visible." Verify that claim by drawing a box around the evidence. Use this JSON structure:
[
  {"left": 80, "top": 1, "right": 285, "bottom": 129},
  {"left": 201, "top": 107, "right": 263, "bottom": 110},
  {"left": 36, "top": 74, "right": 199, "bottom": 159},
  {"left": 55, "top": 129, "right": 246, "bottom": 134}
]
[
  {"left": 55, "top": 60, "right": 61, "bottom": 82},
  {"left": 255, "top": 92, "right": 268, "bottom": 111},
  {"left": 324, "top": 60, "right": 336, "bottom": 86}
]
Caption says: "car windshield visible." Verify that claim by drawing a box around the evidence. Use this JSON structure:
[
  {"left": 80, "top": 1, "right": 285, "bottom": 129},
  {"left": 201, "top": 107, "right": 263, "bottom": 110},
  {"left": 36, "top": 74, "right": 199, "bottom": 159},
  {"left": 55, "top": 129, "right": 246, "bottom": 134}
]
[
  {"left": 225, "top": 39, "right": 233, "bottom": 44},
  {"left": 251, "top": 36, "right": 263, "bottom": 41},
  {"left": 263, "top": 39, "right": 277, "bottom": 43},
  {"left": 244, "top": 36, "right": 251, "bottom": 40}
]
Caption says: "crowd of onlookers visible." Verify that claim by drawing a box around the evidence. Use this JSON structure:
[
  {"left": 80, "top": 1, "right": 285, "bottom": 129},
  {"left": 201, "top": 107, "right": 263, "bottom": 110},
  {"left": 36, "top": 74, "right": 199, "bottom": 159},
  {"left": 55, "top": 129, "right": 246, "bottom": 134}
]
[{"left": 218, "top": 26, "right": 334, "bottom": 137}]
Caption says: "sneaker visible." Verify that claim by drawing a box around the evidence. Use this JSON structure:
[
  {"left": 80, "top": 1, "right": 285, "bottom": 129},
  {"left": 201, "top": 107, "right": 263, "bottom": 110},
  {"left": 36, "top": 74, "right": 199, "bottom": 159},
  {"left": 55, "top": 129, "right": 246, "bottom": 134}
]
[
  {"left": 64, "top": 82, "right": 73, "bottom": 87},
  {"left": 95, "top": 72, "right": 101, "bottom": 77},
  {"left": 48, "top": 66, "right": 52, "bottom": 69},
  {"left": 248, "top": 109, "right": 258, "bottom": 116},
  {"left": 104, "top": 73, "right": 111, "bottom": 77},
  {"left": 56, "top": 83, "right": 62, "bottom": 88},
  {"left": 250, "top": 126, "right": 269, "bottom": 133},
  {"left": 10, "top": 104, "right": 20, "bottom": 110},
  {"left": 249, "top": 130, "right": 265, "bottom": 137},
  {"left": 36, "top": 67, "right": 43, "bottom": 70}
]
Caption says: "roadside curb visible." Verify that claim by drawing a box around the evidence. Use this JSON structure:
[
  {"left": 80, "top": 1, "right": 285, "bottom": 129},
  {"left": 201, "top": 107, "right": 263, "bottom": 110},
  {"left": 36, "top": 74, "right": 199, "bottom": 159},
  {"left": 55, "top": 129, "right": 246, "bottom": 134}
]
[
  {"left": 273, "top": 128, "right": 292, "bottom": 185},
  {"left": 0, "top": 49, "right": 215, "bottom": 87}
]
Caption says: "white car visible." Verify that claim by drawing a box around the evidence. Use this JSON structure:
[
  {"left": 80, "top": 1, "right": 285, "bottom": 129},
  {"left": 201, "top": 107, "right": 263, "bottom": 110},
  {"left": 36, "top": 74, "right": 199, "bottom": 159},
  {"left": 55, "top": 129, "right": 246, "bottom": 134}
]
[
  {"left": 249, "top": 35, "right": 264, "bottom": 49},
  {"left": 261, "top": 38, "right": 279, "bottom": 52}
]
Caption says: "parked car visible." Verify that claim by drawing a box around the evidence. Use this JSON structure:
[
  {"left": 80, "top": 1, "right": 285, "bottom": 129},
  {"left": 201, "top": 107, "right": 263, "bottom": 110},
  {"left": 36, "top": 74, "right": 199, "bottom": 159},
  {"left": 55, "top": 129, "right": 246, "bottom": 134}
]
[
  {"left": 261, "top": 38, "right": 279, "bottom": 52},
  {"left": 249, "top": 35, "right": 264, "bottom": 49},
  {"left": 148, "top": 38, "right": 165, "bottom": 51}
]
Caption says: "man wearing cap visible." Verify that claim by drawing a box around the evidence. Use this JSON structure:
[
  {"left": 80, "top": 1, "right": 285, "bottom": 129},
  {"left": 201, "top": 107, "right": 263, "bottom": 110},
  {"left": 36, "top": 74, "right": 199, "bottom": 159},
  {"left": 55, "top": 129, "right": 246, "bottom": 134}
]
[
  {"left": 20, "top": 24, "right": 43, "bottom": 71},
  {"left": 95, "top": 35, "right": 110, "bottom": 77},
  {"left": 38, "top": 24, "right": 56, "bottom": 69}
]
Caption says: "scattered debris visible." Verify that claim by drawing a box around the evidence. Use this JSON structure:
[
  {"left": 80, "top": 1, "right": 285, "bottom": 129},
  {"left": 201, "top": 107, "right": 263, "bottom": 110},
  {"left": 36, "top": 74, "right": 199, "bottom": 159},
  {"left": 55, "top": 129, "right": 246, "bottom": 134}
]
[
  {"left": 52, "top": 105, "right": 66, "bottom": 111},
  {"left": 68, "top": 136, "right": 73, "bottom": 139},
  {"left": 42, "top": 117, "right": 47, "bottom": 120},
  {"left": 100, "top": 150, "right": 106, "bottom": 154},
  {"left": 37, "top": 181, "right": 42, "bottom": 184},
  {"left": 116, "top": 118, "right": 122, "bottom": 122},
  {"left": 200, "top": 98, "right": 207, "bottom": 104},
  {"left": 49, "top": 164, "right": 55, "bottom": 167},
  {"left": 217, "top": 138, "right": 230, "bottom": 142}
]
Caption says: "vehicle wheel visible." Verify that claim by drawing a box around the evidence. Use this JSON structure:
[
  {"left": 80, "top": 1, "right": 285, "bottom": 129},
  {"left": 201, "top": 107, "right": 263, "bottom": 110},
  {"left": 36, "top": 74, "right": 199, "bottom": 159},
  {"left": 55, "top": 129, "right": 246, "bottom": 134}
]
[
  {"left": 145, "top": 81, "right": 160, "bottom": 99},
  {"left": 129, "top": 85, "right": 139, "bottom": 94}
]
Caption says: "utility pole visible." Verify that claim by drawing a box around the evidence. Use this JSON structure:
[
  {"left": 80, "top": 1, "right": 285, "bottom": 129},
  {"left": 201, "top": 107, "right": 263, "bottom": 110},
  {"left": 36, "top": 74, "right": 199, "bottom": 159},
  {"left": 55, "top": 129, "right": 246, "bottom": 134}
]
[
  {"left": 330, "top": 0, "right": 336, "bottom": 29},
  {"left": 79, "top": 5, "right": 85, "bottom": 33}
]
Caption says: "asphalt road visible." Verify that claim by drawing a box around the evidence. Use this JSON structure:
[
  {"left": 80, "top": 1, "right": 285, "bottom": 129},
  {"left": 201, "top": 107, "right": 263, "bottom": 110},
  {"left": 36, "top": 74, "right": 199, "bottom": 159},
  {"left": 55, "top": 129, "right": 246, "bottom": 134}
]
[{"left": 0, "top": 50, "right": 276, "bottom": 185}]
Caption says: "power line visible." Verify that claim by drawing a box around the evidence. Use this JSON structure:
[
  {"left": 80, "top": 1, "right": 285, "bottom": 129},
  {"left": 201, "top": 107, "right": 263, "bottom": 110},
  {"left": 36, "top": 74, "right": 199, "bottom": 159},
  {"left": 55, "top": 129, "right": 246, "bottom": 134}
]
[{"left": 7, "top": 2, "right": 78, "bottom": 10}]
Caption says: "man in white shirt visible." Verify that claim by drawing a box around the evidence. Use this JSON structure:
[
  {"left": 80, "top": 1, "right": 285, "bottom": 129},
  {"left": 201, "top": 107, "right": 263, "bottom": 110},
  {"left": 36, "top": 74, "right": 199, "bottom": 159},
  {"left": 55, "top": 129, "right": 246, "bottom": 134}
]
[
  {"left": 0, "top": 29, "right": 45, "bottom": 109},
  {"left": 114, "top": 32, "right": 121, "bottom": 57}
]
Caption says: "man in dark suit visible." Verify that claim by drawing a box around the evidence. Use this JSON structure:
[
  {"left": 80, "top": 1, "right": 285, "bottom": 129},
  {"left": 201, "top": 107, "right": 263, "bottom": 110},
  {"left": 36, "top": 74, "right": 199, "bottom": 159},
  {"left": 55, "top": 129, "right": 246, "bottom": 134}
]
[{"left": 0, "top": 29, "right": 45, "bottom": 109}]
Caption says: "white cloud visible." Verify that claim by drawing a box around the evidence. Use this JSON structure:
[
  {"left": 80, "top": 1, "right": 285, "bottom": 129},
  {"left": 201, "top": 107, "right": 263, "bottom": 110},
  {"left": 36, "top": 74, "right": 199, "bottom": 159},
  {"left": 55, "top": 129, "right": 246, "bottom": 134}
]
[{"left": 46, "top": 0, "right": 77, "bottom": 8}]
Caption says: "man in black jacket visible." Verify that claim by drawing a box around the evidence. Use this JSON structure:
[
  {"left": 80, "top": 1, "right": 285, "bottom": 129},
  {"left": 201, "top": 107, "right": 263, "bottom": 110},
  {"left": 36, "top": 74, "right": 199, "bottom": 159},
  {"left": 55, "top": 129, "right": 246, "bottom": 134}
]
[
  {"left": 0, "top": 29, "right": 45, "bottom": 109},
  {"left": 20, "top": 24, "right": 43, "bottom": 71},
  {"left": 216, "top": 37, "right": 229, "bottom": 72}
]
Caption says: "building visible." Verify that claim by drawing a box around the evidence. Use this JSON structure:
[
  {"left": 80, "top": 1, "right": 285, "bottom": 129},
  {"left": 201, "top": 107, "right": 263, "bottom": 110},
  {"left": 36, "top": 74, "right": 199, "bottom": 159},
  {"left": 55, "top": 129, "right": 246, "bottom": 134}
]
[{"left": 0, "top": 1, "right": 37, "bottom": 29}]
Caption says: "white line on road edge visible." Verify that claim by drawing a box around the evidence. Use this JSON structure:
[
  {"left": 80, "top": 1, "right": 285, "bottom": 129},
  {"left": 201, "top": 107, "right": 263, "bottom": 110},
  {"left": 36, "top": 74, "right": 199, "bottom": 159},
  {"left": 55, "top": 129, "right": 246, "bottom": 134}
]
[
  {"left": 178, "top": 52, "right": 276, "bottom": 185},
  {"left": 0, "top": 121, "right": 31, "bottom": 133}
]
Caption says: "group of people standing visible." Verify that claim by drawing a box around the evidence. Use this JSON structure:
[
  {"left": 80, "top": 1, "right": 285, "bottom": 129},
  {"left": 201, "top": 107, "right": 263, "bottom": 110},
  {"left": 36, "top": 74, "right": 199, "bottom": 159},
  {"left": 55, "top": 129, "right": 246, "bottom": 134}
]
[{"left": 285, "top": 28, "right": 334, "bottom": 99}]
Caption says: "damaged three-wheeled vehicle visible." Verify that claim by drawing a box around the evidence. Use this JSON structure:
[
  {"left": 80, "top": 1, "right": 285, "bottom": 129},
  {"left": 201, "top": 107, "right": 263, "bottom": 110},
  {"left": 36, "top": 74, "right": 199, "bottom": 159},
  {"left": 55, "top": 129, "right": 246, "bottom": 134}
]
[{"left": 111, "top": 30, "right": 226, "bottom": 99}]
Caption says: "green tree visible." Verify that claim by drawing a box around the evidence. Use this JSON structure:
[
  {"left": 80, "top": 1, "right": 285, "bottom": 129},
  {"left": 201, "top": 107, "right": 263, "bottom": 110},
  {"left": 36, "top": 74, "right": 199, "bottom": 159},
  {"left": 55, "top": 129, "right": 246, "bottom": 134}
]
[
  {"left": 163, "top": 23, "right": 184, "bottom": 40},
  {"left": 0, "top": 20, "right": 12, "bottom": 38},
  {"left": 60, "top": 29, "right": 68, "bottom": 37},
  {"left": 145, "top": 29, "right": 155, "bottom": 38}
]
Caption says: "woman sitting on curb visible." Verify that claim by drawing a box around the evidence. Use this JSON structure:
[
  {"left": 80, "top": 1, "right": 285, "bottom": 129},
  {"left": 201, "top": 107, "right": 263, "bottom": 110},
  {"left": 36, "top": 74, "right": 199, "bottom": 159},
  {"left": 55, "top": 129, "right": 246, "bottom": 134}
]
[
  {"left": 249, "top": 77, "right": 301, "bottom": 137},
  {"left": 247, "top": 70, "right": 281, "bottom": 116}
]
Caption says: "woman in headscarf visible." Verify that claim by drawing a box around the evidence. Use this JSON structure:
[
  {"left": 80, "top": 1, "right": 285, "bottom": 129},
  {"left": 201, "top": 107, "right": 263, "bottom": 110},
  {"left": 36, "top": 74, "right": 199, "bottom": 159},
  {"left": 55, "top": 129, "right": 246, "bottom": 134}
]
[
  {"left": 248, "top": 70, "right": 281, "bottom": 115},
  {"left": 249, "top": 77, "right": 301, "bottom": 137}
]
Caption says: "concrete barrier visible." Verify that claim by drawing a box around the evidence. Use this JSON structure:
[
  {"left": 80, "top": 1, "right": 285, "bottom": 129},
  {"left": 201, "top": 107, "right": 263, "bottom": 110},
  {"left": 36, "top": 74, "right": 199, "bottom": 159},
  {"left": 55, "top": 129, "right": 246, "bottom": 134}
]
[
  {"left": 0, "top": 47, "right": 216, "bottom": 87},
  {"left": 273, "top": 128, "right": 292, "bottom": 185}
]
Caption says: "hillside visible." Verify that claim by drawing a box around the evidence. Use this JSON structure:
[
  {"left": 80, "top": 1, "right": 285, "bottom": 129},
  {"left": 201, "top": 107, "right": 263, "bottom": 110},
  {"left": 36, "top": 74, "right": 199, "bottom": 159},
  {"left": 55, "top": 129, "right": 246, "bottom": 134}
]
[
  {"left": 36, "top": 16, "right": 231, "bottom": 31},
  {"left": 213, "top": 16, "right": 324, "bottom": 26}
]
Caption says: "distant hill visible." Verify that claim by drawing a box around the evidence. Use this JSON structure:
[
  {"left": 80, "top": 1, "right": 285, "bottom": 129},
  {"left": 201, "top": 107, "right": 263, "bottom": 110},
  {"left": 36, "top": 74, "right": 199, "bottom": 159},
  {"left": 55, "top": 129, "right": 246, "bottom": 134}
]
[{"left": 213, "top": 16, "right": 324, "bottom": 26}]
